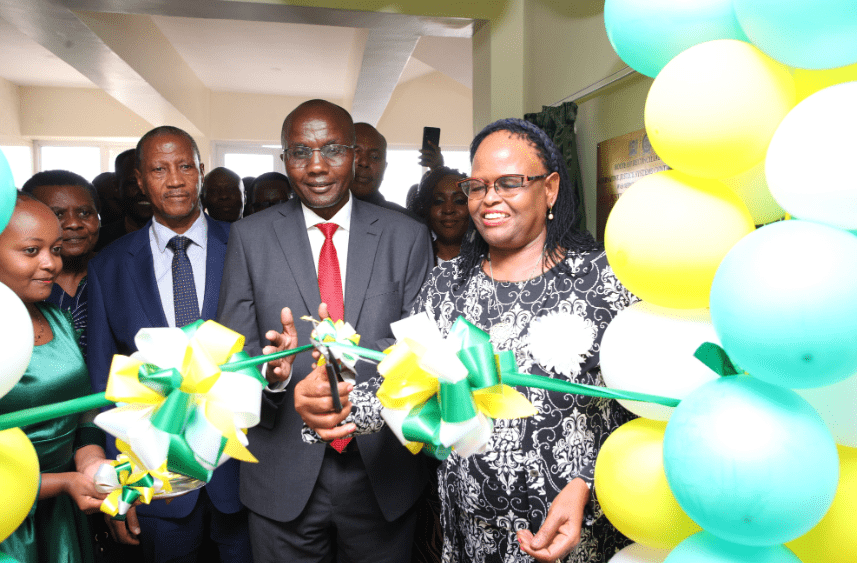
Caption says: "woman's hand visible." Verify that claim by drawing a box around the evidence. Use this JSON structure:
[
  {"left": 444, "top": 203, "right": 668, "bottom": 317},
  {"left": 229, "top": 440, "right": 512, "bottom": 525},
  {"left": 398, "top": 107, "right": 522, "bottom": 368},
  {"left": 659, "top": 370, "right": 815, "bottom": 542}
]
[
  {"left": 516, "top": 478, "right": 589, "bottom": 562},
  {"left": 64, "top": 471, "right": 108, "bottom": 514}
]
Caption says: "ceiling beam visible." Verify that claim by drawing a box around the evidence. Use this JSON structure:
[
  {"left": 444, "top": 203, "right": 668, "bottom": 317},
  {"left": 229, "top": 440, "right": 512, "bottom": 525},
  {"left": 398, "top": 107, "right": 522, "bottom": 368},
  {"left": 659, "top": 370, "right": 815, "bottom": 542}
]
[
  {"left": 351, "top": 29, "right": 419, "bottom": 125},
  {"left": 0, "top": 0, "right": 204, "bottom": 137},
  {"left": 59, "top": 0, "right": 475, "bottom": 37}
]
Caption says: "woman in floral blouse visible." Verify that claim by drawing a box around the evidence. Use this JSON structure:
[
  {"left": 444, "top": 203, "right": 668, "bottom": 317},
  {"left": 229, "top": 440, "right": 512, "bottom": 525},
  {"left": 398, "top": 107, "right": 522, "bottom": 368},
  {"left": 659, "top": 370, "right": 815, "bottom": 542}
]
[{"left": 299, "top": 118, "right": 635, "bottom": 563}]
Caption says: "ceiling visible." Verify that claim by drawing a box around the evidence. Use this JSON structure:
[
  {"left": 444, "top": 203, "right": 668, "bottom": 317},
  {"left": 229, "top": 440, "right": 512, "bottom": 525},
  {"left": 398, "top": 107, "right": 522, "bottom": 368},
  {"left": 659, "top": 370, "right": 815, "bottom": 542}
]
[{"left": 0, "top": 0, "right": 474, "bottom": 131}]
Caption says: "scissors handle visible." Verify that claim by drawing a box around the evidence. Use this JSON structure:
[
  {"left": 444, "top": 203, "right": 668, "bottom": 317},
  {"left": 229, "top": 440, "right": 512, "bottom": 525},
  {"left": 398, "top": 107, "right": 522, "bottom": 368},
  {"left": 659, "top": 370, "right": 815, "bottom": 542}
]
[{"left": 324, "top": 349, "right": 343, "bottom": 412}]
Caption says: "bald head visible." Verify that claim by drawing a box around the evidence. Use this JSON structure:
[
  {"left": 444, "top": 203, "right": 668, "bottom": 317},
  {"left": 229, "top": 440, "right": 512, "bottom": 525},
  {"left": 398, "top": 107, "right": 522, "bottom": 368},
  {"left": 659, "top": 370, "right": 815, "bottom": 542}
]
[
  {"left": 352, "top": 122, "right": 388, "bottom": 199},
  {"left": 281, "top": 99, "right": 355, "bottom": 149}
]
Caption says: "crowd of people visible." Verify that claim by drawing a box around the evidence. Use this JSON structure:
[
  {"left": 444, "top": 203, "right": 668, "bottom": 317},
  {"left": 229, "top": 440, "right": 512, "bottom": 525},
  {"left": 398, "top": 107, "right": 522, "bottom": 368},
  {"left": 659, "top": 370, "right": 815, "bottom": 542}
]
[{"left": 0, "top": 99, "right": 635, "bottom": 563}]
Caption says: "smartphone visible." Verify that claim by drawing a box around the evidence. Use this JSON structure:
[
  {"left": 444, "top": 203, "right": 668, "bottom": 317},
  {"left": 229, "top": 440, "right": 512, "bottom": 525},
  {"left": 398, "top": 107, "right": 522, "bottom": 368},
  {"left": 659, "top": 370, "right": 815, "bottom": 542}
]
[{"left": 422, "top": 127, "right": 440, "bottom": 152}]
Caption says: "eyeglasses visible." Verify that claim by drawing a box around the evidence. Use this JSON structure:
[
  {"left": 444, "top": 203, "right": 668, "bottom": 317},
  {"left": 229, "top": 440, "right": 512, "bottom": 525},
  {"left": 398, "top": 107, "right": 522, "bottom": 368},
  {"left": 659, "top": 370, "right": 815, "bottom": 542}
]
[
  {"left": 457, "top": 174, "right": 548, "bottom": 200},
  {"left": 283, "top": 144, "right": 354, "bottom": 167}
]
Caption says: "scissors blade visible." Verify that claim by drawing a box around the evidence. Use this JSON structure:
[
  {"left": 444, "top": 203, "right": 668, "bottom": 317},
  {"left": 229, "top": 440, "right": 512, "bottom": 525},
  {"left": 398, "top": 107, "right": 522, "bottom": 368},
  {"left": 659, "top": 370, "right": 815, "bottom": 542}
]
[{"left": 324, "top": 349, "right": 343, "bottom": 412}]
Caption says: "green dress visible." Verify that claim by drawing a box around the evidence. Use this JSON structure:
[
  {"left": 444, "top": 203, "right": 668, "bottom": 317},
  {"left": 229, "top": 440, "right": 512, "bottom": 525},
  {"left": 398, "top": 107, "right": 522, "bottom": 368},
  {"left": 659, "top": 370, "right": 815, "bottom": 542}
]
[{"left": 0, "top": 303, "right": 103, "bottom": 563}]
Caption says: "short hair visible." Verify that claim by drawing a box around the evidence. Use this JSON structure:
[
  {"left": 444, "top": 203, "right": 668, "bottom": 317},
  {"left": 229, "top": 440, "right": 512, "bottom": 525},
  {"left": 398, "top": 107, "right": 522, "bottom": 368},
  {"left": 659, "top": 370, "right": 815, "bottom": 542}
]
[
  {"left": 410, "top": 166, "right": 467, "bottom": 221},
  {"left": 281, "top": 99, "right": 355, "bottom": 148},
  {"left": 456, "top": 118, "right": 597, "bottom": 284},
  {"left": 249, "top": 172, "right": 291, "bottom": 202},
  {"left": 115, "top": 149, "right": 135, "bottom": 176},
  {"left": 21, "top": 169, "right": 100, "bottom": 210},
  {"left": 136, "top": 126, "right": 201, "bottom": 170},
  {"left": 202, "top": 167, "right": 242, "bottom": 200}
]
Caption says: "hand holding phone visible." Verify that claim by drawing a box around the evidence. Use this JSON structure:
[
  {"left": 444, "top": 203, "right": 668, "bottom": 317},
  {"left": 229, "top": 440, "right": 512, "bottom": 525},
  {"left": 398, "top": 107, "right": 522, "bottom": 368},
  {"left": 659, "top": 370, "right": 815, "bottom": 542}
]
[{"left": 419, "top": 127, "right": 443, "bottom": 169}]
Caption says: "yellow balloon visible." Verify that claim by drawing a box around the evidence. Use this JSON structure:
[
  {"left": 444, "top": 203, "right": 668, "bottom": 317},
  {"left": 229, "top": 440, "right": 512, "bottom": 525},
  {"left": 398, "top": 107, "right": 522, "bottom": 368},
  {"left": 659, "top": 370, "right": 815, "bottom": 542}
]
[
  {"left": 792, "top": 63, "right": 857, "bottom": 103},
  {"left": 787, "top": 445, "right": 857, "bottom": 563},
  {"left": 721, "top": 161, "right": 786, "bottom": 226},
  {"left": 604, "top": 170, "right": 755, "bottom": 309},
  {"left": 594, "top": 418, "right": 701, "bottom": 549},
  {"left": 0, "top": 428, "right": 39, "bottom": 543},
  {"left": 645, "top": 39, "right": 795, "bottom": 179}
]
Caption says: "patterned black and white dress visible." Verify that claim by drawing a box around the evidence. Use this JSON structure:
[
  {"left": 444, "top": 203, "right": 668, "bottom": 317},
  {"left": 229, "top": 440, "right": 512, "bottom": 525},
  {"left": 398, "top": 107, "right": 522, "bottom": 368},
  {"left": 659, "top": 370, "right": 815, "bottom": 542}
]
[{"left": 307, "top": 249, "right": 636, "bottom": 562}]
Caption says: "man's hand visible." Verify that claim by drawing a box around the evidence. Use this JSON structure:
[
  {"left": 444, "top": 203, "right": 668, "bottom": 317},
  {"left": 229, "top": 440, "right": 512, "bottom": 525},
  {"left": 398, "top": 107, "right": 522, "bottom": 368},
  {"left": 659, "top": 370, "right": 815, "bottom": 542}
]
[
  {"left": 263, "top": 307, "right": 298, "bottom": 384},
  {"left": 516, "top": 478, "right": 589, "bottom": 562},
  {"left": 294, "top": 363, "right": 355, "bottom": 442},
  {"left": 105, "top": 506, "right": 141, "bottom": 545}
]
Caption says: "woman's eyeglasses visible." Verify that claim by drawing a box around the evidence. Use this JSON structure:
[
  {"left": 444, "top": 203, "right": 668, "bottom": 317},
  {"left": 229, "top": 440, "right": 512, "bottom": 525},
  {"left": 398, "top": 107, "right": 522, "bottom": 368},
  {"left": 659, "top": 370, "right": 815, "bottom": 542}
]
[{"left": 457, "top": 174, "right": 548, "bottom": 200}]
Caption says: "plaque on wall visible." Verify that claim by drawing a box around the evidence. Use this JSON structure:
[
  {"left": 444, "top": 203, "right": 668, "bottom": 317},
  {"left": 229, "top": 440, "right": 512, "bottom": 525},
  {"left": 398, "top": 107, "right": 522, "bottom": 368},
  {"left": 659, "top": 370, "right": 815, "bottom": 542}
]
[{"left": 596, "top": 128, "right": 669, "bottom": 241}]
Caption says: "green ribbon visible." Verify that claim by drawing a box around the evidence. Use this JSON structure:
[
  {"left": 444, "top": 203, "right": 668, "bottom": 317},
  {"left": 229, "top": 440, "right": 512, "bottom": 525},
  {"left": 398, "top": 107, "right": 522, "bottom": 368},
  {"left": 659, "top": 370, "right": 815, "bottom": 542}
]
[
  {"left": 439, "top": 380, "right": 478, "bottom": 423},
  {"left": 694, "top": 342, "right": 740, "bottom": 377},
  {"left": 111, "top": 460, "right": 156, "bottom": 521},
  {"left": 0, "top": 342, "right": 314, "bottom": 433}
]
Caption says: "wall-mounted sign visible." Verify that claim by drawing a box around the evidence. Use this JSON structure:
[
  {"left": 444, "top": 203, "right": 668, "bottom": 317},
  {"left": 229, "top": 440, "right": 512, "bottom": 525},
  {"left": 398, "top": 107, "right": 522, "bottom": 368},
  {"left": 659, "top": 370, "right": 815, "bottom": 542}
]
[{"left": 596, "top": 128, "right": 669, "bottom": 241}]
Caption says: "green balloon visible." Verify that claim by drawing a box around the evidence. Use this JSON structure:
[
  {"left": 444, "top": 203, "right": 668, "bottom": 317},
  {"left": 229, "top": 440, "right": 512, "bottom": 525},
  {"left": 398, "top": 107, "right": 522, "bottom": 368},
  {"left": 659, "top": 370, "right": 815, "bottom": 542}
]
[
  {"left": 663, "top": 376, "right": 839, "bottom": 546},
  {"left": 0, "top": 149, "right": 15, "bottom": 236},
  {"left": 665, "top": 532, "right": 802, "bottom": 562}
]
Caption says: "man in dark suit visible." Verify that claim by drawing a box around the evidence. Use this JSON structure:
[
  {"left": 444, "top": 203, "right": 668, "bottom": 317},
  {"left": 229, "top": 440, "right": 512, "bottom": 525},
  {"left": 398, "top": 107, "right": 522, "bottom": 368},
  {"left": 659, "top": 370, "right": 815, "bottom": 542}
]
[
  {"left": 351, "top": 122, "right": 421, "bottom": 221},
  {"left": 216, "top": 99, "right": 432, "bottom": 562},
  {"left": 87, "top": 126, "right": 252, "bottom": 563}
]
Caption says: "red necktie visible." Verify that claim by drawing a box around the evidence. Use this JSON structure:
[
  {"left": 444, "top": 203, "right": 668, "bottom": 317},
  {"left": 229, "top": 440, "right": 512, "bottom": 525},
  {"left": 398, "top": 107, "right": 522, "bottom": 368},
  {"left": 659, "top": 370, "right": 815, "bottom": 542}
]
[{"left": 316, "top": 223, "right": 350, "bottom": 453}]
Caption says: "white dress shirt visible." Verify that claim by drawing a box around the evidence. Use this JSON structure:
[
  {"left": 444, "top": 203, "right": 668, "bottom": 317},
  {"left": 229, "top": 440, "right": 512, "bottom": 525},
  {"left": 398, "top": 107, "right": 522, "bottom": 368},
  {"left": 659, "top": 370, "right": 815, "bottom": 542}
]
[
  {"left": 149, "top": 212, "right": 208, "bottom": 328},
  {"left": 268, "top": 196, "right": 354, "bottom": 391}
]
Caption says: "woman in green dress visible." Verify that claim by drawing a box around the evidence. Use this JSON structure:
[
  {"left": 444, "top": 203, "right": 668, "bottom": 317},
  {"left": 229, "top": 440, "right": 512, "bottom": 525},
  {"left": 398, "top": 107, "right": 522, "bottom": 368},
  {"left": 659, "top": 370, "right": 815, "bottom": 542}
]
[{"left": 0, "top": 194, "right": 107, "bottom": 563}]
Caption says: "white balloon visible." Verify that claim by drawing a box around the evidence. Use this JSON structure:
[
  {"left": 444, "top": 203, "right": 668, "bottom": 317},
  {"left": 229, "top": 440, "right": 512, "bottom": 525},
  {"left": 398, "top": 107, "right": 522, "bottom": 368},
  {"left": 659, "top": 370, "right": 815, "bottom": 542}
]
[
  {"left": 600, "top": 301, "right": 721, "bottom": 420},
  {"left": 609, "top": 542, "right": 672, "bottom": 563},
  {"left": 797, "top": 371, "right": 857, "bottom": 447},
  {"left": 721, "top": 161, "right": 785, "bottom": 225},
  {"left": 766, "top": 81, "right": 857, "bottom": 230},
  {"left": 0, "top": 282, "right": 33, "bottom": 399}
]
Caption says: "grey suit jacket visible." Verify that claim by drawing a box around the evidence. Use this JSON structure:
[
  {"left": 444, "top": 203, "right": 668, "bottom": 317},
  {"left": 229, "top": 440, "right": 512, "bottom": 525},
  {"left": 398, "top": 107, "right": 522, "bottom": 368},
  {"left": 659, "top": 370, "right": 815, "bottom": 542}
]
[{"left": 216, "top": 196, "right": 432, "bottom": 523}]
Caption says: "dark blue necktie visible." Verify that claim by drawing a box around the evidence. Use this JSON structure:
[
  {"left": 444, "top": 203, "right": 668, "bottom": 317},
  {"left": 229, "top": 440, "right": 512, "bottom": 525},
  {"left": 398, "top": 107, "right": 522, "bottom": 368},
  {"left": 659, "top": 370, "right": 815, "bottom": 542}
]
[{"left": 168, "top": 235, "right": 200, "bottom": 327}]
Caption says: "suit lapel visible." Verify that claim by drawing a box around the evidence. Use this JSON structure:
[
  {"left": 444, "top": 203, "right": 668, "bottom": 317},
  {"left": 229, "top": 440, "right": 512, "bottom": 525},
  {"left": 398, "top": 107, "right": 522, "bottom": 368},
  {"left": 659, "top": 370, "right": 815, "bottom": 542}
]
[
  {"left": 275, "top": 199, "right": 320, "bottom": 315},
  {"left": 127, "top": 222, "right": 168, "bottom": 328},
  {"left": 345, "top": 199, "right": 380, "bottom": 325},
  {"left": 201, "top": 216, "right": 229, "bottom": 320}
]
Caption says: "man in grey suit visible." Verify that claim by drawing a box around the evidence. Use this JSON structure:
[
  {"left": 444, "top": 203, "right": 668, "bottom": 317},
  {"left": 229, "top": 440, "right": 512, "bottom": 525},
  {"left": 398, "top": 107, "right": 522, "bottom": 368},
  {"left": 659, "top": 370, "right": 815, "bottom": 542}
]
[{"left": 216, "top": 99, "right": 432, "bottom": 562}]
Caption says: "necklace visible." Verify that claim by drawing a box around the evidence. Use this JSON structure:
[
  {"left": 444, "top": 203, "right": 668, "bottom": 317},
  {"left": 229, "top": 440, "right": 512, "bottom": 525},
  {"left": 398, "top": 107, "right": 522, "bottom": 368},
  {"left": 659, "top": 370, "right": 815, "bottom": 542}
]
[
  {"left": 32, "top": 308, "right": 47, "bottom": 345},
  {"left": 485, "top": 248, "right": 546, "bottom": 342}
]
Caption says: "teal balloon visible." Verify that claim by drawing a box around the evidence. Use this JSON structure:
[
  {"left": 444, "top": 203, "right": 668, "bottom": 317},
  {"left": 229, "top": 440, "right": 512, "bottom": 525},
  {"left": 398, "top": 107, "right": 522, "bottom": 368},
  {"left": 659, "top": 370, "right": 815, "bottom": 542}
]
[
  {"left": 604, "top": 0, "right": 749, "bottom": 78},
  {"left": 664, "top": 532, "right": 802, "bottom": 563},
  {"left": 733, "top": 0, "right": 857, "bottom": 69},
  {"left": 663, "top": 376, "right": 839, "bottom": 546},
  {"left": 709, "top": 220, "right": 857, "bottom": 388},
  {"left": 0, "top": 148, "right": 15, "bottom": 236}
]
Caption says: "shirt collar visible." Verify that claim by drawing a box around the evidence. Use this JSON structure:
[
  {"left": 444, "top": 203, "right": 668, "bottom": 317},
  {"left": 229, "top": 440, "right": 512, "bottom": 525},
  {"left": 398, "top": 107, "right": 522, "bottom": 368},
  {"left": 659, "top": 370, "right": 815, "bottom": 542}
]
[
  {"left": 301, "top": 194, "right": 353, "bottom": 232},
  {"left": 151, "top": 211, "right": 208, "bottom": 253}
]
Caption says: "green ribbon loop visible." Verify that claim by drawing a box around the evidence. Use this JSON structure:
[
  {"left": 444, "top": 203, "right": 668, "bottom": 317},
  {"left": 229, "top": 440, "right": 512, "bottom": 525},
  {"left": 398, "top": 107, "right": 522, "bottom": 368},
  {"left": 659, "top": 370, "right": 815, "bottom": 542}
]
[
  {"left": 180, "top": 319, "right": 205, "bottom": 339},
  {"left": 694, "top": 342, "right": 740, "bottom": 377},
  {"left": 138, "top": 365, "right": 183, "bottom": 396},
  {"left": 166, "top": 435, "right": 213, "bottom": 482},
  {"left": 422, "top": 443, "right": 452, "bottom": 460},
  {"left": 150, "top": 390, "right": 194, "bottom": 434},
  {"left": 439, "top": 380, "right": 478, "bottom": 423},
  {"left": 402, "top": 396, "right": 442, "bottom": 445}
]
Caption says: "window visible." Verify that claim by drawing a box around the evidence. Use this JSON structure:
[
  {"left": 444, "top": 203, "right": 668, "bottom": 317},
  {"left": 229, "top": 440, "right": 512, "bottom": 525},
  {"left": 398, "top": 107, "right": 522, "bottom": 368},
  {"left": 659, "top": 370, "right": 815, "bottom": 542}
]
[
  {"left": 39, "top": 145, "right": 101, "bottom": 181},
  {"left": 214, "top": 143, "right": 284, "bottom": 181},
  {"left": 32, "top": 141, "right": 137, "bottom": 182},
  {"left": 0, "top": 145, "right": 34, "bottom": 190}
]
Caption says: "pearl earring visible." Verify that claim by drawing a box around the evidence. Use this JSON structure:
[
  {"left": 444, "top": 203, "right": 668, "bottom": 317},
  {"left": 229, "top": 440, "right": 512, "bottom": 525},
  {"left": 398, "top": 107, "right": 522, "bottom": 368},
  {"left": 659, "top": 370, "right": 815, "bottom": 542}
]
[{"left": 547, "top": 206, "right": 554, "bottom": 221}]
